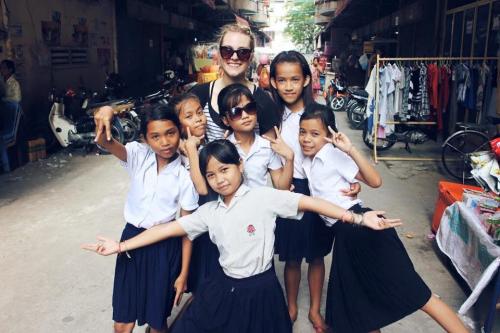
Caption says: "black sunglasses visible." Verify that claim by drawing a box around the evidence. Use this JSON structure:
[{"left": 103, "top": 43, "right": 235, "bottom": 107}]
[
  {"left": 219, "top": 46, "right": 252, "bottom": 61},
  {"left": 227, "top": 101, "right": 257, "bottom": 120}
]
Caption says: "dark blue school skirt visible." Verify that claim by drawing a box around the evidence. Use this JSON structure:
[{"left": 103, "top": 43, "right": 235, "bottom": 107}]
[
  {"left": 172, "top": 267, "right": 292, "bottom": 333},
  {"left": 187, "top": 190, "right": 222, "bottom": 294},
  {"left": 112, "top": 223, "right": 181, "bottom": 330},
  {"left": 325, "top": 205, "right": 432, "bottom": 333},
  {"left": 274, "top": 178, "right": 334, "bottom": 263}
]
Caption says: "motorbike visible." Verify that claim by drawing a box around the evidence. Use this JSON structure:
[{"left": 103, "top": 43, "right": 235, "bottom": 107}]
[
  {"left": 362, "top": 117, "right": 429, "bottom": 153},
  {"left": 326, "top": 75, "right": 349, "bottom": 112},
  {"left": 345, "top": 88, "right": 368, "bottom": 129},
  {"left": 48, "top": 87, "right": 133, "bottom": 152}
]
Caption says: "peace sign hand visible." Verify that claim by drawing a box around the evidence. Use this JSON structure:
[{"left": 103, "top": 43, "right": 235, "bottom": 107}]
[
  {"left": 81, "top": 236, "right": 120, "bottom": 256},
  {"left": 263, "top": 126, "right": 294, "bottom": 161},
  {"left": 323, "top": 126, "right": 353, "bottom": 154},
  {"left": 361, "top": 211, "right": 402, "bottom": 230},
  {"left": 185, "top": 127, "right": 202, "bottom": 154},
  {"left": 93, "top": 106, "right": 115, "bottom": 142}
]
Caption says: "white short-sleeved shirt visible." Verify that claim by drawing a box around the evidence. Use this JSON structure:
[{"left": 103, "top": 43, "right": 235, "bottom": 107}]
[
  {"left": 121, "top": 142, "right": 199, "bottom": 229},
  {"left": 302, "top": 143, "right": 361, "bottom": 226},
  {"left": 228, "top": 133, "right": 282, "bottom": 188},
  {"left": 280, "top": 107, "right": 306, "bottom": 179},
  {"left": 178, "top": 185, "right": 303, "bottom": 278}
]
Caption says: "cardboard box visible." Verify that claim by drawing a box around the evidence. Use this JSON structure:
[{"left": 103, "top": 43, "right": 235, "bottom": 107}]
[{"left": 28, "top": 138, "right": 46, "bottom": 162}]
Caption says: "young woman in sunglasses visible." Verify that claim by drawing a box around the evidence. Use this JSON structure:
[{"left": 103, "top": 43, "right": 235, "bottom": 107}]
[
  {"left": 92, "top": 24, "right": 280, "bottom": 146},
  {"left": 218, "top": 83, "right": 294, "bottom": 190},
  {"left": 190, "top": 23, "right": 281, "bottom": 143}
]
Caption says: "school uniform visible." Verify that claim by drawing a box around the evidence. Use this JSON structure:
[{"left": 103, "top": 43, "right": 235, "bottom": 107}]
[
  {"left": 274, "top": 107, "right": 333, "bottom": 263},
  {"left": 172, "top": 185, "right": 303, "bottom": 333},
  {"left": 303, "top": 144, "right": 432, "bottom": 333},
  {"left": 181, "top": 146, "right": 222, "bottom": 294},
  {"left": 114, "top": 142, "right": 199, "bottom": 330},
  {"left": 227, "top": 133, "right": 282, "bottom": 188}
]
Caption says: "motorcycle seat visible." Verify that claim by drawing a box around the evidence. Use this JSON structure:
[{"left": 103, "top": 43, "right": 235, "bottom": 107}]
[{"left": 351, "top": 89, "right": 368, "bottom": 98}]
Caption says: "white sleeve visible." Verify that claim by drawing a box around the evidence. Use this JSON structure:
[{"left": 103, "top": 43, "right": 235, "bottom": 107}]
[
  {"left": 268, "top": 150, "right": 283, "bottom": 170},
  {"left": 179, "top": 171, "right": 200, "bottom": 211},
  {"left": 120, "top": 142, "right": 143, "bottom": 175},
  {"left": 336, "top": 150, "right": 359, "bottom": 183},
  {"left": 177, "top": 206, "right": 209, "bottom": 240},
  {"left": 263, "top": 188, "right": 304, "bottom": 220}
]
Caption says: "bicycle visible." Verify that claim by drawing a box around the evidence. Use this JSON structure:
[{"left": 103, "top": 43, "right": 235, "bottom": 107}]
[{"left": 441, "top": 123, "right": 491, "bottom": 182}]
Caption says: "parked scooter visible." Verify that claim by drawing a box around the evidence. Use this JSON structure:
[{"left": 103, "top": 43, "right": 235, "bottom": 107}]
[
  {"left": 362, "top": 118, "right": 429, "bottom": 153},
  {"left": 326, "top": 75, "right": 349, "bottom": 112},
  {"left": 345, "top": 88, "right": 368, "bottom": 129},
  {"left": 48, "top": 88, "right": 132, "bottom": 152}
]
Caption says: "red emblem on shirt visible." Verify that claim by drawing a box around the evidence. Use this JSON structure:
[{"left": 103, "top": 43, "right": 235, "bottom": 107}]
[{"left": 247, "top": 224, "right": 256, "bottom": 236}]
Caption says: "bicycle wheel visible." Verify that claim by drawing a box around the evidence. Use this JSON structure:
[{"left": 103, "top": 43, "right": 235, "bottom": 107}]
[{"left": 441, "top": 130, "right": 490, "bottom": 181}]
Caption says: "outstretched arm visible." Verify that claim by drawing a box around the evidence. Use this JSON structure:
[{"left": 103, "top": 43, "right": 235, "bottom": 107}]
[
  {"left": 297, "top": 195, "right": 401, "bottom": 230},
  {"left": 81, "top": 221, "right": 187, "bottom": 256}
]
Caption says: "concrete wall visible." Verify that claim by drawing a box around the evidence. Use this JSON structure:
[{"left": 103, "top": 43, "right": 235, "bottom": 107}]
[{"left": 2, "top": 0, "right": 116, "bottom": 124}]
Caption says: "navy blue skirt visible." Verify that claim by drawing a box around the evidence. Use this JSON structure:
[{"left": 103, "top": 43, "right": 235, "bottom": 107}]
[
  {"left": 187, "top": 190, "right": 222, "bottom": 294},
  {"left": 326, "top": 205, "right": 432, "bottom": 332},
  {"left": 172, "top": 268, "right": 292, "bottom": 333},
  {"left": 274, "top": 178, "right": 334, "bottom": 263},
  {"left": 112, "top": 223, "right": 181, "bottom": 330}
]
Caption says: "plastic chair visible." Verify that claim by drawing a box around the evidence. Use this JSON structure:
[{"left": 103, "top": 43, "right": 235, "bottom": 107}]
[{"left": 0, "top": 101, "right": 23, "bottom": 172}]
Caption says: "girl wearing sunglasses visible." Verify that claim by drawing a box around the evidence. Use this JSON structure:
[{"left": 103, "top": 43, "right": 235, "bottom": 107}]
[
  {"left": 218, "top": 83, "right": 294, "bottom": 190},
  {"left": 190, "top": 24, "right": 281, "bottom": 143}
]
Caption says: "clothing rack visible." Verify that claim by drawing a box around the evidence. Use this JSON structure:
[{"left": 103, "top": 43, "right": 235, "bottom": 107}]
[{"left": 371, "top": 55, "right": 499, "bottom": 163}]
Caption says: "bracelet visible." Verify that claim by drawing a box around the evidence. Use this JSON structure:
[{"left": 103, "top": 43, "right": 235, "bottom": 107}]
[
  {"left": 352, "top": 212, "right": 363, "bottom": 225},
  {"left": 122, "top": 241, "right": 132, "bottom": 259},
  {"left": 340, "top": 210, "right": 351, "bottom": 223}
]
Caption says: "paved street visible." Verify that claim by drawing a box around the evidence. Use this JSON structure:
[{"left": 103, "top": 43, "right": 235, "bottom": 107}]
[{"left": 0, "top": 112, "right": 483, "bottom": 333}]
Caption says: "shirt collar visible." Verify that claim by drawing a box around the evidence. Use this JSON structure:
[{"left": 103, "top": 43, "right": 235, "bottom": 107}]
[
  {"left": 282, "top": 106, "right": 304, "bottom": 122},
  {"left": 228, "top": 133, "right": 269, "bottom": 158},
  {"left": 216, "top": 184, "right": 250, "bottom": 209},
  {"left": 313, "top": 143, "right": 334, "bottom": 164},
  {"left": 156, "top": 152, "right": 182, "bottom": 176}
]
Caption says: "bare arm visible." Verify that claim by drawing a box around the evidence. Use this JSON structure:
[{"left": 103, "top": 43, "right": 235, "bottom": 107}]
[
  {"left": 297, "top": 195, "right": 401, "bottom": 230},
  {"left": 264, "top": 126, "right": 294, "bottom": 190},
  {"left": 174, "top": 208, "right": 194, "bottom": 306},
  {"left": 269, "top": 158, "right": 293, "bottom": 190},
  {"left": 185, "top": 128, "right": 208, "bottom": 195},
  {"left": 81, "top": 221, "right": 187, "bottom": 256},
  {"left": 94, "top": 106, "right": 127, "bottom": 162}
]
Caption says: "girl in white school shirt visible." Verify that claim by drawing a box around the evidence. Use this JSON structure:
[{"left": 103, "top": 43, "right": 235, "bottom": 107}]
[
  {"left": 92, "top": 105, "right": 199, "bottom": 333},
  {"left": 298, "top": 103, "right": 468, "bottom": 333},
  {"left": 269, "top": 50, "right": 360, "bottom": 332},
  {"left": 218, "top": 83, "right": 294, "bottom": 190},
  {"left": 170, "top": 93, "right": 222, "bottom": 296},
  {"left": 82, "top": 139, "right": 402, "bottom": 333}
]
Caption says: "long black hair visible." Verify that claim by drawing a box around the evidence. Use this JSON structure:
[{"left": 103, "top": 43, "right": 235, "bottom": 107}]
[
  {"left": 300, "top": 103, "right": 338, "bottom": 134},
  {"left": 269, "top": 51, "right": 314, "bottom": 117},
  {"left": 199, "top": 139, "right": 241, "bottom": 176},
  {"left": 139, "top": 104, "right": 181, "bottom": 137}
]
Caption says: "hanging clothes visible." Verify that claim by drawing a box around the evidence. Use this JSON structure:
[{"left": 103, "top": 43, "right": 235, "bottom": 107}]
[
  {"left": 438, "top": 65, "right": 451, "bottom": 132},
  {"left": 419, "top": 63, "right": 430, "bottom": 117},
  {"left": 427, "top": 63, "right": 439, "bottom": 110},
  {"left": 401, "top": 66, "right": 411, "bottom": 120}
]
